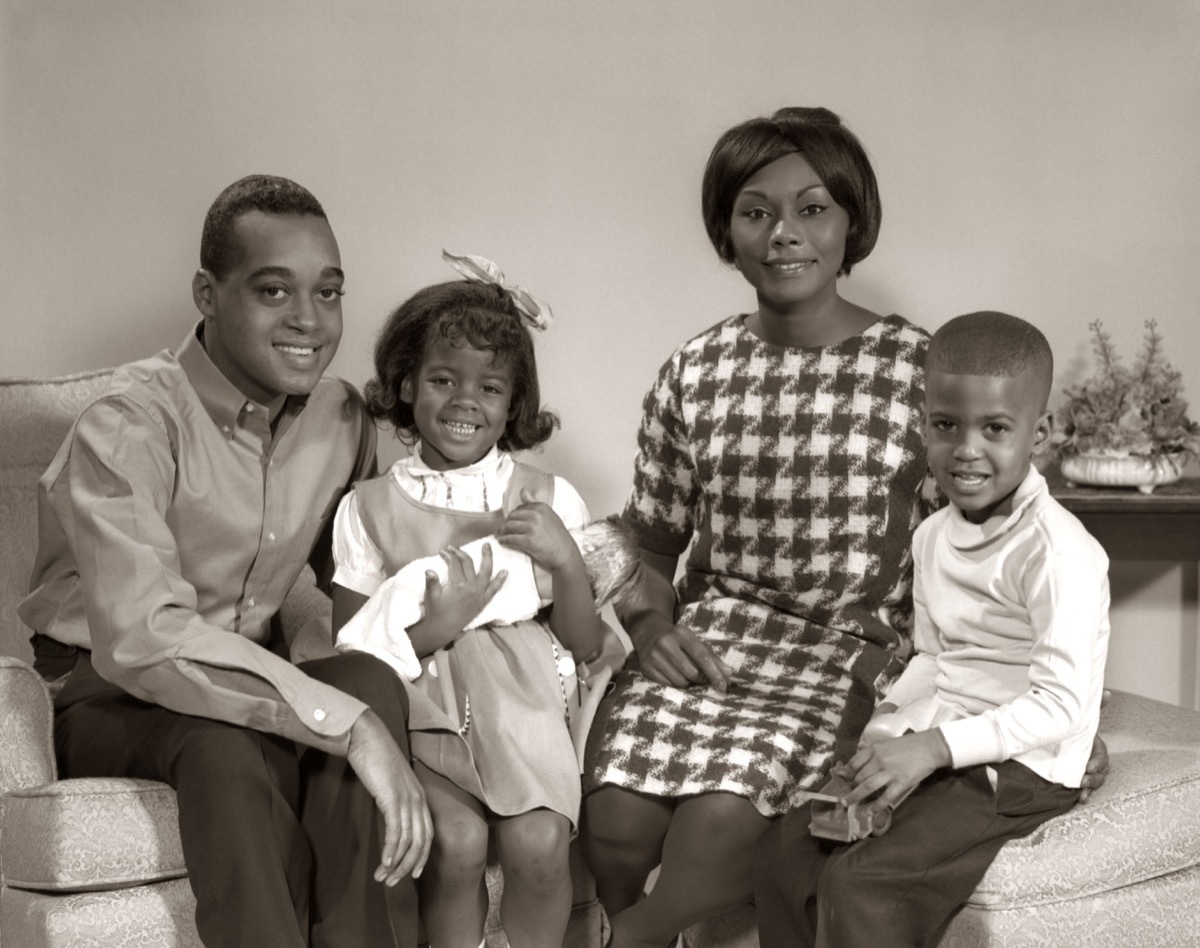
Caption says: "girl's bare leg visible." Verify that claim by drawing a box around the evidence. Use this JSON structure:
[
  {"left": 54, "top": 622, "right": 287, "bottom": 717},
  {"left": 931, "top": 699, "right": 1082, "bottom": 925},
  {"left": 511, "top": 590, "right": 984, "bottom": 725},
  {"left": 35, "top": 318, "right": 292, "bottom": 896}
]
[
  {"left": 493, "top": 808, "right": 572, "bottom": 948},
  {"left": 581, "top": 785, "right": 675, "bottom": 914},
  {"left": 414, "top": 763, "right": 490, "bottom": 948},
  {"left": 609, "top": 792, "right": 770, "bottom": 948}
]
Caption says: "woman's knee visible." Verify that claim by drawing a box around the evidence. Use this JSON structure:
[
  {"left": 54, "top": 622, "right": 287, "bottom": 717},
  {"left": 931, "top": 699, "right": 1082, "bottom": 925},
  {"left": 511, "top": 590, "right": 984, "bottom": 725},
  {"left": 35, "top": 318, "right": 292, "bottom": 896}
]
[{"left": 583, "top": 786, "right": 672, "bottom": 852}]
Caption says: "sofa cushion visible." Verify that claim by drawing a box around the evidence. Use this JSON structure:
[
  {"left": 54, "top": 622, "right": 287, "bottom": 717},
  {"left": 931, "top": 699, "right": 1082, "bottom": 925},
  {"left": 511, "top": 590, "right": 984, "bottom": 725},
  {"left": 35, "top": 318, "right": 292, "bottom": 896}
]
[
  {"left": 2, "top": 778, "right": 184, "bottom": 892},
  {"left": 963, "top": 689, "right": 1200, "bottom": 909},
  {"left": 0, "top": 877, "right": 201, "bottom": 948}
]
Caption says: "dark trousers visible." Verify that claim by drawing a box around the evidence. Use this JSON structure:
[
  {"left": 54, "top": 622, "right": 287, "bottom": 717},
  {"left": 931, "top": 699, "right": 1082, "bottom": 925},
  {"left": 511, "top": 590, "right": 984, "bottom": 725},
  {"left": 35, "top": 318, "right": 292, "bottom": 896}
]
[
  {"left": 41, "top": 643, "right": 417, "bottom": 948},
  {"left": 753, "top": 760, "right": 1079, "bottom": 948}
]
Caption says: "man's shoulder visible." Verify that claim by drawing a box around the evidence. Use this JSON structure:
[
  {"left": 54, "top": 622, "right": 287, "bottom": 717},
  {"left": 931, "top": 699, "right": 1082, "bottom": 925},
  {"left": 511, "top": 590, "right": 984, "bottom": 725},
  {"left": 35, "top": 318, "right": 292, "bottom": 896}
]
[
  {"left": 76, "top": 348, "right": 191, "bottom": 426},
  {"left": 302, "top": 375, "right": 371, "bottom": 433}
]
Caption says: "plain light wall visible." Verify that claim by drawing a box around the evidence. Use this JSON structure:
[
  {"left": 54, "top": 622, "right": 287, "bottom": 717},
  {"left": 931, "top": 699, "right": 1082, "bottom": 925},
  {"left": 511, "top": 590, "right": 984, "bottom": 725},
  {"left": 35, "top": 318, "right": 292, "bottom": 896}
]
[{"left": 3, "top": 0, "right": 1199, "bottom": 705}]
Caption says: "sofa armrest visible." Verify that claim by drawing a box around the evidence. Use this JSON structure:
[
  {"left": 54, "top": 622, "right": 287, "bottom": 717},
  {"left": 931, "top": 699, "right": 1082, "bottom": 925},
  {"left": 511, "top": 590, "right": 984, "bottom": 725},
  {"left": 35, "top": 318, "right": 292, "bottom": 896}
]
[{"left": 0, "top": 657, "right": 57, "bottom": 793}]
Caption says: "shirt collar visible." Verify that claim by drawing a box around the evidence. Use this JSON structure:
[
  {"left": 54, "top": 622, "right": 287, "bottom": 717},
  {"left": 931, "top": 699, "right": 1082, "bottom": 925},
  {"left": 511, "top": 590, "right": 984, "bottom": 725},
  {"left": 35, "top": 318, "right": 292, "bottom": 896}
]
[
  {"left": 178, "top": 322, "right": 309, "bottom": 440},
  {"left": 405, "top": 443, "right": 506, "bottom": 478},
  {"left": 946, "top": 465, "right": 1047, "bottom": 550}
]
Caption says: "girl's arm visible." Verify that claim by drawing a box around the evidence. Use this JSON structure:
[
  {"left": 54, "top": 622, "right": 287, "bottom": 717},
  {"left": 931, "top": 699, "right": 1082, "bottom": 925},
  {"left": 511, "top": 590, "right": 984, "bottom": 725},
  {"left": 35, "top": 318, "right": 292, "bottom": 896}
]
[
  {"left": 336, "top": 550, "right": 508, "bottom": 656},
  {"left": 617, "top": 547, "right": 732, "bottom": 691},
  {"left": 407, "top": 545, "right": 508, "bottom": 654},
  {"left": 497, "top": 490, "right": 604, "bottom": 661}
]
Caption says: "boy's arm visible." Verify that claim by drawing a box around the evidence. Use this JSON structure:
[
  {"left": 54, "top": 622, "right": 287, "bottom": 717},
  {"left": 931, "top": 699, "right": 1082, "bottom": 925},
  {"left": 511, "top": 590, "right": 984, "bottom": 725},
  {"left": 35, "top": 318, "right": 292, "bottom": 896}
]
[{"left": 936, "top": 550, "right": 1109, "bottom": 770}]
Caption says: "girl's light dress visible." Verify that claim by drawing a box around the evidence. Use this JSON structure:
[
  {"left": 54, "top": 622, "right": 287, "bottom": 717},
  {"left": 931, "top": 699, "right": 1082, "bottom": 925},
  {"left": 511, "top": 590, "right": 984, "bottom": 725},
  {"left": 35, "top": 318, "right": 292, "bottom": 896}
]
[
  {"left": 584, "top": 315, "right": 936, "bottom": 817},
  {"left": 334, "top": 447, "right": 598, "bottom": 826}
]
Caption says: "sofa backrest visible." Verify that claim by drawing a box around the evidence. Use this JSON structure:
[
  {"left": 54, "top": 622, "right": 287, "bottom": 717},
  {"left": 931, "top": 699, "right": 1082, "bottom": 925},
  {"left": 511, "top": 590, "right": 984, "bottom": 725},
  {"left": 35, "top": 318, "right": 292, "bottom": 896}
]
[{"left": 0, "top": 371, "right": 114, "bottom": 663}]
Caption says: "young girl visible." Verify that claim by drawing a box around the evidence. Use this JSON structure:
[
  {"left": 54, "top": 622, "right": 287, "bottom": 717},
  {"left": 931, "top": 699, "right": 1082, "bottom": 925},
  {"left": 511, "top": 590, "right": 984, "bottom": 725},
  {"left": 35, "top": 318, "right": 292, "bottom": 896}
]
[{"left": 332, "top": 253, "right": 606, "bottom": 948}]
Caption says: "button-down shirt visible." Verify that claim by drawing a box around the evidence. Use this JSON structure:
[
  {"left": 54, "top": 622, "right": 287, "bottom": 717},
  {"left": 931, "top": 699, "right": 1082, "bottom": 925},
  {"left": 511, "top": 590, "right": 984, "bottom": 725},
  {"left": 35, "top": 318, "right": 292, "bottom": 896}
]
[{"left": 19, "top": 324, "right": 378, "bottom": 755}]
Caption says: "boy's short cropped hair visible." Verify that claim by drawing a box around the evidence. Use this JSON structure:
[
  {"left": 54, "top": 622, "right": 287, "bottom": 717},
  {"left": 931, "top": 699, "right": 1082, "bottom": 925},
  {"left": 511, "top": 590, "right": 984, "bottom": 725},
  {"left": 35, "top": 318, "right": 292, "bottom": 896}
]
[
  {"left": 928, "top": 311, "right": 1055, "bottom": 407},
  {"left": 701, "top": 106, "right": 881, "bottom": 275},
  {"left": 200, "top": 175, "right": 327, "bottom": 279}
]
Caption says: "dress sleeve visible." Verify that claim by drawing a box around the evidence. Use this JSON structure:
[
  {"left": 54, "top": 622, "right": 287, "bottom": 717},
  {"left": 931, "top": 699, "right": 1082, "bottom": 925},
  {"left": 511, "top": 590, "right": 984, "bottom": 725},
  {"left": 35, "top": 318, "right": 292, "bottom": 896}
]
[
  {"left": 70, "top": 399, "right": 368, "bottom": 756},
  {"left": 622, "top": 351, "right": 700, "bottom": 556},
  {"left": 331, "top": 489, "right": 389, "bottom": 597},
  {"left": 551, "top": 475, "right": 591, "bottom": 531}
]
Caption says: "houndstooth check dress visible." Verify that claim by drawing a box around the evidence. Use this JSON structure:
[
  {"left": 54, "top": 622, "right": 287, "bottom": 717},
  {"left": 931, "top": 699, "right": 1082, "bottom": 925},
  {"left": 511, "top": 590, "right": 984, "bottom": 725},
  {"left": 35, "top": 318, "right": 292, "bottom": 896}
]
[{"left": 584, "top": 314, "right": 935, "bottom": 817}]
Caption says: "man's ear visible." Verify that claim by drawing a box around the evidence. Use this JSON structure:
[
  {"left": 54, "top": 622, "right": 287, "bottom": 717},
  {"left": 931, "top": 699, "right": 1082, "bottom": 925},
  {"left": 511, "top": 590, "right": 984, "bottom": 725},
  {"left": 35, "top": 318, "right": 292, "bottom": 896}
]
[
  {"left": 1031, "top": 410, "right": 1054, "bottom": 456},
  {"left": 192, "top": 269, "right": 217, "bottom": 317},
  {"left": 399, "top": 375, "right": 414, "bottom": 405}
]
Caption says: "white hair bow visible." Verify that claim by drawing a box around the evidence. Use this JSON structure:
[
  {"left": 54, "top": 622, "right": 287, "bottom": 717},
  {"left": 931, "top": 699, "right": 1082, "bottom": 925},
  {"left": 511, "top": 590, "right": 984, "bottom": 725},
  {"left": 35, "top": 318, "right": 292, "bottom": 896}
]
[{"left": 442, "top": 250, "right": 554, "bottom": 331}]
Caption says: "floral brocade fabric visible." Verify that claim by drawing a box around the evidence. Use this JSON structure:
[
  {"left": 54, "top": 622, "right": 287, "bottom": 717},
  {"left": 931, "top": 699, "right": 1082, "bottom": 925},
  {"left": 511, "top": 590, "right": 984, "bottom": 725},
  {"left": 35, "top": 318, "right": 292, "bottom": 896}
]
[{"left": 584, "top": 315, "right": 934, "bottom": 816}]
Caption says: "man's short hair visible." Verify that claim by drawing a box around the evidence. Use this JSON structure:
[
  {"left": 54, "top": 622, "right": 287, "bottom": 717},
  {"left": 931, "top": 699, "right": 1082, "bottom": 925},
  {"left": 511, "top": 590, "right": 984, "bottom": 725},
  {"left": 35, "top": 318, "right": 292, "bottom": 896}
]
[
  {"left": 200, "top": 175, "right": 327, "bottom": 278},
  {"left": 928, "top": 311, "right": 1054, "bottom": 405}
]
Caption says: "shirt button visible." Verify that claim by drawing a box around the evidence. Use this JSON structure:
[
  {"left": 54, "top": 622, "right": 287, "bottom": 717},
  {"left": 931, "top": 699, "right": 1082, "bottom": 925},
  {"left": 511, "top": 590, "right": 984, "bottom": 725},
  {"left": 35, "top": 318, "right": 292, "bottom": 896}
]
[
  {"left": 245, "top": 404, "right": 254, "bottom": 413},
  {"left": 313, "top": 708, "right": 327, "bottom": 722},
  {"left": 268, "top": 533, "right": 276, "bottom": 543},
  {"left": 247, "top": 597, "right": 256, "bottom": 608}
]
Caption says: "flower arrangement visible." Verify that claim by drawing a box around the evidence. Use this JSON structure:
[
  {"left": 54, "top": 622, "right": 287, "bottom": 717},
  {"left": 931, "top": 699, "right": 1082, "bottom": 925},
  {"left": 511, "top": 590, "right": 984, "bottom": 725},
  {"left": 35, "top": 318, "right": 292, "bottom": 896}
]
[{"left": 1054, "top": 320, "right": 1200, "bottom": 465}]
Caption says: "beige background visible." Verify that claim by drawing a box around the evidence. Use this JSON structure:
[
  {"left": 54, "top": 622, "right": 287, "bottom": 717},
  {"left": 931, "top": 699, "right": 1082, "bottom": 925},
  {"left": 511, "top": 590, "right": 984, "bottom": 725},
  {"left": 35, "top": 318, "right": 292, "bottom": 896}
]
[{"left": 3, "top": 0, "right": 1198, "bottom": 705}]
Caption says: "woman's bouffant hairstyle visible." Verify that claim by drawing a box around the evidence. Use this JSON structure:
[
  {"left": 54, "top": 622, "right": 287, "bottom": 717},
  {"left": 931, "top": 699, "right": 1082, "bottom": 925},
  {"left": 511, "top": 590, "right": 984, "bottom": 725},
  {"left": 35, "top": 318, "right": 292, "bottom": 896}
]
[
  {"left": 364, "top": 280, "right": 559, "bottom": 452},
  {"left": 701, "top": 106, "right": 881, "bottom": 276}
]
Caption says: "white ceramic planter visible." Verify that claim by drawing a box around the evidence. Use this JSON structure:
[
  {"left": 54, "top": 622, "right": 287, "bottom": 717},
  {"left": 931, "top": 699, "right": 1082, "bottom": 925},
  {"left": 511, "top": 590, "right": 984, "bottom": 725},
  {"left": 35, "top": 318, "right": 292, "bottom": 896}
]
[{"left": 1059, "top": 453, "right": 1185, "bottom": 494}]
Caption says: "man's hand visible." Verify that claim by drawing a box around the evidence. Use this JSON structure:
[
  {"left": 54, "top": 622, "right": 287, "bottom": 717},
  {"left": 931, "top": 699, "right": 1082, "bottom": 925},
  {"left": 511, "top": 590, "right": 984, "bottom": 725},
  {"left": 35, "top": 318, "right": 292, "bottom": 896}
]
[
  {"left": 629, "top": 612, "right": 733, "bottom": 692},
  {"left": 841, "top": 729, "right": 950, "bottom": 809},
  {"left": 345, "top": 709, "right": 433, "bottom": 886}
]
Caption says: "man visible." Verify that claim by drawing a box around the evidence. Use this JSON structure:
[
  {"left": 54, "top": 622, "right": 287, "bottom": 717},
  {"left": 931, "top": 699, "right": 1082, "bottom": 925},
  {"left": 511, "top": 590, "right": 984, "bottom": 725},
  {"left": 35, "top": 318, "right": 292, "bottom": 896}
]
[{"left": 21, "top": 175, "right": 431, "bottom": 947}]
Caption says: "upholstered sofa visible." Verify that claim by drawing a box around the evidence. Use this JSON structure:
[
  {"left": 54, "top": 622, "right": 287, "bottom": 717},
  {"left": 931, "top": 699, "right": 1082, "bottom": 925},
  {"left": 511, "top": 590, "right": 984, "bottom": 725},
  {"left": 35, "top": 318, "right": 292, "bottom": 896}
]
[
  {"left": 683, "top": 687, "right": 1200, "bottom": 947},
  {"left": 0, "top": 370, "right": 606, "bottom": 948}
]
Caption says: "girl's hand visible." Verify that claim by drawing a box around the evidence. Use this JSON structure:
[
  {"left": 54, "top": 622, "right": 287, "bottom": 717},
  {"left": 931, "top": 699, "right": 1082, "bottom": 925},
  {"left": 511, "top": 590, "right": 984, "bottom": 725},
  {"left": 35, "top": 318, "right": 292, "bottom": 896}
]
[
  {"left": 420, "top": 543, "right": 508, "bottom": 642},
  {"left": 629, "top": 611, "right": 734, "bottom": 692},
  {"left": 496, "top": 488, "right": 576, "bottom": 570},
  {"left": 840, "top": 729, "right": 950, "bottom": 810}
]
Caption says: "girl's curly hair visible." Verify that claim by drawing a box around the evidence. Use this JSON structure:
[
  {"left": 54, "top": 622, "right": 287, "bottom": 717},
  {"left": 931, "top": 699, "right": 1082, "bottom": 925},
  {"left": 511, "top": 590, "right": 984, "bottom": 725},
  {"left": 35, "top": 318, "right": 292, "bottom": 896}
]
[{"left": 364, "top": 279, "right": 558, "bottom": 452}]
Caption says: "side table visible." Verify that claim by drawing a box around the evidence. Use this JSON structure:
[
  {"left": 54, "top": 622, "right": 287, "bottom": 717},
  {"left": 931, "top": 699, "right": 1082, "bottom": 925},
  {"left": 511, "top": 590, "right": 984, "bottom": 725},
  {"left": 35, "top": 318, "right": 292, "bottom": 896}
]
[{"left": 1049, "top": 472, "right": 1200, "bottom": 708}]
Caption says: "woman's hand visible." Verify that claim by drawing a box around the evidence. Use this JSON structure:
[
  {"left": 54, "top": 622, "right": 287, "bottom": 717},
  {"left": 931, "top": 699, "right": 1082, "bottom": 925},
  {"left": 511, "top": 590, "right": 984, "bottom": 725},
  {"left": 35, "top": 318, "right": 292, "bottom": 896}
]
[{"left": 628, "top": 611, "right": 733, "bottom": 692}]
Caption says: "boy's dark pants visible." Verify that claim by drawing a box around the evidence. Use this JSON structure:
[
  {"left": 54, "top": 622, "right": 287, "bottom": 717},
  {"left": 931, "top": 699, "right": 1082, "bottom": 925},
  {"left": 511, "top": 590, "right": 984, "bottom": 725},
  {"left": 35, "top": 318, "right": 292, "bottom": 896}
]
[
  {"left": 753, "top": 760, "right": 1079, "bottom": 948},
  {"left": 41, "top": 645, "right": 417, "bottom": 948}
]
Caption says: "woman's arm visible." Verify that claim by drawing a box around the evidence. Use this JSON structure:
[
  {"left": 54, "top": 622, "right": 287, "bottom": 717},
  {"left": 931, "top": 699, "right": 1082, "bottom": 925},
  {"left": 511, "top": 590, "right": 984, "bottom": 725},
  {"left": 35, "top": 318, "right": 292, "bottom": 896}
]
[{"left": 616, "top": 547, "right": 732, "bottom": 691}]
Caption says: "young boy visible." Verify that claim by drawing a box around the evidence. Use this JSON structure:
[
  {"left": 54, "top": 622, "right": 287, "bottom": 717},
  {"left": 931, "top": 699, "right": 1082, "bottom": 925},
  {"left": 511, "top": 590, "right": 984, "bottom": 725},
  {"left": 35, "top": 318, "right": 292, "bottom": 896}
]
[{"left": 753, "top": 311, "right": 1111, "bottom": 947}]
